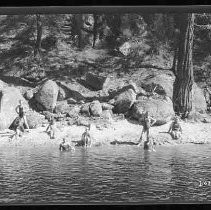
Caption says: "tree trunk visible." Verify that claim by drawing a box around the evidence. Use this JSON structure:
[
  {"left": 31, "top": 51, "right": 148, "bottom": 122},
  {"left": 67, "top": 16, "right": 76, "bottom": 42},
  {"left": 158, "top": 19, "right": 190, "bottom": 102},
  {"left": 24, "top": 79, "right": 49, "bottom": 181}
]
[
  {"left": 34, "top": 14, "right": 42, "bottom": 57},
  {"left": 75, "top": 14, "right": 83, "bottom": 49},
  {"left": 171, "top": 29, "right": 180, "bottom": 75},
  {"left": 172, "top": 47, "right": 178, "bottom": 75},
  {"left": 92, "top": 14, "right": 98, "bottom": 48},
  {"left": 172, "top": 13, "right": 195, "bottom": 119}
]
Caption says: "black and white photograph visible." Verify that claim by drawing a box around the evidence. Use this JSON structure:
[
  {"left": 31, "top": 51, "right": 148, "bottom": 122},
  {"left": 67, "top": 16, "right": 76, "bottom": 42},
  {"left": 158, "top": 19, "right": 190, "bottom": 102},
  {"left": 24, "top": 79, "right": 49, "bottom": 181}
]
[{"left": 0, "top": 6, "right": 210, "bottom": 205}]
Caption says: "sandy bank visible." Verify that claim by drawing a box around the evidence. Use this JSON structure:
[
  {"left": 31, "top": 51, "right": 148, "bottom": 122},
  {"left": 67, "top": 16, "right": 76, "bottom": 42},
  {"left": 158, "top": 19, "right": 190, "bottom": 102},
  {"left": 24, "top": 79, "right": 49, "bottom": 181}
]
[{"left": 0, "top": 119, "right": 211, "bottom": 149}]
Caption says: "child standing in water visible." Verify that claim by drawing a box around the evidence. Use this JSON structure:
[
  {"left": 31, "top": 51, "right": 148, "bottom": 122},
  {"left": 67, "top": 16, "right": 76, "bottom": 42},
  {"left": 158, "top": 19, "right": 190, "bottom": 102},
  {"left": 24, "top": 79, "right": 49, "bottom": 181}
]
[
  {"left": 81, "top": 124, "right": 92, "bottom": 147},
  {"left": 137, "top": 111, "right": 156, "bottom": 151},
  {"left": 46, "top": 116, "right": 56, "bottom": 139}
]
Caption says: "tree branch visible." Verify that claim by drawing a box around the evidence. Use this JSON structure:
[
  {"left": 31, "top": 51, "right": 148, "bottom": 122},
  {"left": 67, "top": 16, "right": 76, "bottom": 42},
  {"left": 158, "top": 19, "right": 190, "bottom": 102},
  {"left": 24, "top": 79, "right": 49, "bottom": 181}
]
[{"left": 194, "top": 23, "right": 211, "bottom": 30}]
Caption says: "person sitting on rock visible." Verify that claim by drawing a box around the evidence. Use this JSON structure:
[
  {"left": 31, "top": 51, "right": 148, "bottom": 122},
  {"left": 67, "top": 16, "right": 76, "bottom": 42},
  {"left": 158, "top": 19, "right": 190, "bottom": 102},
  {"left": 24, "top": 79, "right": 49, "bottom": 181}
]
[
  {"left": 46, "top": 116, "right": 56, "bottom": 139},
  {"left": 168, "top": 116, "right": 182, "bottom": 140},
  {"left": 137, "top": 111, "right": 156, "bottom": 151},
  {"left": 59, "top": 137, "right": 75, "bottom": 151},
  {"left": 81, "top": 124, "right": 92, "bottom": 147},
  {"left": 10, "top": 117, "right": 25, "bottom": 141},
  {"left": 15, "top": 99, "right": 30, "bottom": 131}
]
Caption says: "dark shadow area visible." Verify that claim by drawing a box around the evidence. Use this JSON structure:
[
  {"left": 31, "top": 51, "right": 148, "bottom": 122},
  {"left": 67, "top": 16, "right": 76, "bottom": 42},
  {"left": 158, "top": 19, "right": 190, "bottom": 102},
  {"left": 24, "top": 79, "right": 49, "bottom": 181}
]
[
  {"left": 0, "top": 75, "right": 36, "bottom": 87},
  {"left": 77, "top": 78, "right": 96, "bottom": 91},
  {"left": 72, "top": 140, "right": 84, "bottom": 147},
  {"left": 110, "top": 140, "right": 138, "bottom": 145}
]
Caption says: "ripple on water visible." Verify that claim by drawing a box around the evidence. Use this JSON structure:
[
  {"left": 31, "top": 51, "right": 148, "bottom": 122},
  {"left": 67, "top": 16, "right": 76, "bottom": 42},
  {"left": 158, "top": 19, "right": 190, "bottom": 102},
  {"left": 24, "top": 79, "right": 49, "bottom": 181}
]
[{"left": 0, "top": 144, "right": 210, "bottom": 203}]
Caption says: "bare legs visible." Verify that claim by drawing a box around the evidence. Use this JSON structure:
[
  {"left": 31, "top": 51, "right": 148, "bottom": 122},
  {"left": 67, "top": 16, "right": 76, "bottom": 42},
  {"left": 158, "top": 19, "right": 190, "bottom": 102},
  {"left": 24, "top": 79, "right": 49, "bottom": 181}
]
[
  {"left": 138, "top": 129, "right": 156, "bottom": 151},
  {"left": 46, "top": 125, "right": 55, "bottom": 139},
  {"left": 23, "top": 116, "right": 29, "bottom": 131}
]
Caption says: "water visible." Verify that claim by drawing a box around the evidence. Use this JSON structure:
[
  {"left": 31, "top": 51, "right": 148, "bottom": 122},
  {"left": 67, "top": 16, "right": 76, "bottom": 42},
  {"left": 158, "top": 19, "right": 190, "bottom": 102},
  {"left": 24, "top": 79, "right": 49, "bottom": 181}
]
[{"left": 0, "top": 143, "right": 210, "bottom": 204}]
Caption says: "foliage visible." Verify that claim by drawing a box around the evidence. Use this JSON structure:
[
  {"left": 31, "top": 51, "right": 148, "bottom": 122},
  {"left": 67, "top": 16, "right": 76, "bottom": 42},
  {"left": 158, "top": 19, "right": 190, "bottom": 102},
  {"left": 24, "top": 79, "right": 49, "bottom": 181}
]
[{"left": 0, "top": 12, "right": 211, "bottom": 86}]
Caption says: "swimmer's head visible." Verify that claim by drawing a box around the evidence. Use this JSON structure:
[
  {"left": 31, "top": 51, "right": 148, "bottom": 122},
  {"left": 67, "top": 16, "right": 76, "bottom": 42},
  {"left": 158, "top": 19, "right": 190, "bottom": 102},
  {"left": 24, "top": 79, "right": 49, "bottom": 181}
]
[{"left": 19, "top": 99, "right": 22, "bottom": 105}]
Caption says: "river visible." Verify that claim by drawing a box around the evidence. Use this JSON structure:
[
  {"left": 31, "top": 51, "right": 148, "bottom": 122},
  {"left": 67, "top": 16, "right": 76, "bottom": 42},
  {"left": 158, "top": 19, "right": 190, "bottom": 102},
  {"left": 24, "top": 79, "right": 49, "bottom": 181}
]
[{"left": 0, "top": 143, "right": 210, "bottom": 204}]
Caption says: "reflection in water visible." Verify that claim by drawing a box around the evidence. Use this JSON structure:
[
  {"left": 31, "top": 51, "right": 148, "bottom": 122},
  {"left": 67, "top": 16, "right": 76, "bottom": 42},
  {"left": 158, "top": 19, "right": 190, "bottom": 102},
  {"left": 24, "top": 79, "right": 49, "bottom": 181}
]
[{"left": 0, "top": 144, "right": 210, "bottom": 204}]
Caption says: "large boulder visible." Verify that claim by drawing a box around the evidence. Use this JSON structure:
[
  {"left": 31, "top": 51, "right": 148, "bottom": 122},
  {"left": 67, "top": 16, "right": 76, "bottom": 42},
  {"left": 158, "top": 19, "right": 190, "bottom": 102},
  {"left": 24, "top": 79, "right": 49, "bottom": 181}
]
[
  {"left": 0, "top": 87, "right": 29, "bottom": 130},
  {"left": 85, "top": 72, "right": 110, "bottom": 91},
  {"left": 24, "top": 89, "right": 34, "bottom": 100},
  {"left": 89, "top": 100, "right": 103, "bottom": 117},
  {"left": 102, "top": 110, "right": 113, "bottom": 121},
  {"left": 35, "top": 80, "right": 59, "bottom": 112},
  {"left": 0, "top": 80, "right": 7, "bottom": 90},
  {"left": 25, "top": 110, "right": 46, "bottom": 129},
  {"left": 80, "top": 103, "right": 91, "bottom": 116},
  {"left": 131, "top": 95, "right": 174, "bottom": 125},
  {"left": 103, "top": 76, "right": 146, "bottom": 98},
  {"left": 67, "top": 105, "right": 81, "bottom": 118},
  {"left": 55, "top": 100, "right": 71, "bottom": 114},
  {"left": 139, "top": 70, "right": 175, "bottom": 99},
  {"left": 113, "top": 88, "right": 136, "bottom": 114},
  {"left": 101, "top": 103, "right": 114, "bottom": 110},
  {"left": 57, "top": 86, "right": 67, "bottom": 101},
  {"left": 57, "top": 81, "right": 109, "bottom": 102}
]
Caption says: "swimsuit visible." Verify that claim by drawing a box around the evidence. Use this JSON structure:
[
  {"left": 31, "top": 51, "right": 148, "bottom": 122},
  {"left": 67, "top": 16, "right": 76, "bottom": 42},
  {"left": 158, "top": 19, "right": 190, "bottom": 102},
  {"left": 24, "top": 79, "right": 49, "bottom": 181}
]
[
  {"left": 143, "top": 118, "right": 150, "bottom": 131},
  {"left": 172, "top": 122, "right": 181, "bottom": 131},
  {"left": 19, "top": 106, "right": 24, "bottom": 118}
]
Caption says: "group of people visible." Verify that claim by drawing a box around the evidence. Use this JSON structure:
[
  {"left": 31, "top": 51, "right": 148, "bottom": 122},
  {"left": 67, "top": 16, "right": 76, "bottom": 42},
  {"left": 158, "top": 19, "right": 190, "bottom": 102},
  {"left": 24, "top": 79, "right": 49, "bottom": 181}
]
[
  {"left": 137, "top": 111, "right": 182, "bottom": 152},
  {"left": 59, "top": 124, "right": 91, "bottom": 151},
  {"left": 10, "top": 100, "right": 183, "bottom": 152},
  {"left": 59, "top": 111, "right": 183, "bottom": 152}
]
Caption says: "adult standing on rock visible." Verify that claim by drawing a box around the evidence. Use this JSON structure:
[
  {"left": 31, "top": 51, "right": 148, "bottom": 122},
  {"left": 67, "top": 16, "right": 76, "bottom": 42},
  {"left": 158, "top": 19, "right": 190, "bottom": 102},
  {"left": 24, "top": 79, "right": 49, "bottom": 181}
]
[{"left": 15, "top": 100, "right": 30, "bottom": 131}]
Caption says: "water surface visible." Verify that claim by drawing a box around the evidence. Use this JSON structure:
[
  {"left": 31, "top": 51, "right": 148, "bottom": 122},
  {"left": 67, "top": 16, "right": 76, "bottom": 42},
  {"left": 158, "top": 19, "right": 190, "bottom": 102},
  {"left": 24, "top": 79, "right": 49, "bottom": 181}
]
[{"left": 0, "top": 143, "right": 210, "bottom": 204}]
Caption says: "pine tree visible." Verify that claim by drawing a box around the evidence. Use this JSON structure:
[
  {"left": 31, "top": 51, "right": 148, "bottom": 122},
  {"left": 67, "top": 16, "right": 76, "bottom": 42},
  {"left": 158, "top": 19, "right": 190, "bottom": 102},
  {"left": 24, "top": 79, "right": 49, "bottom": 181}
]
[{"left": 173, "top": 13, "right": 195, "bottom": 118}]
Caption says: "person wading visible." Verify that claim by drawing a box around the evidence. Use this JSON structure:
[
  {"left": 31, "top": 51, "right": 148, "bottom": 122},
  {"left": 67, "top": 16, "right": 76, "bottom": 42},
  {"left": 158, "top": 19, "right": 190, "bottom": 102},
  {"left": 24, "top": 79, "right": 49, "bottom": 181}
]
[
  {"left": 46, "top": 116, "right": 56, "bottom": 139},
  {"left": 137, "top": 111, "right": 156, "bottom": 151},
  {"left": 81, "top": 124, "right": 92, "bottom": 147},
  {"left": 59, "top": 137, "right": 75, "bottom": 151}
]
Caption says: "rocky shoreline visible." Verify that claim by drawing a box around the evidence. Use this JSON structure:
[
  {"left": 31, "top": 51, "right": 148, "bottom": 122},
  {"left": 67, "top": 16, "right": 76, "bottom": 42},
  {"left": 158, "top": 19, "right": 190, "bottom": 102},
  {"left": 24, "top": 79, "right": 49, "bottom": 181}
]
[
  {"left": 0, "top": 118, "right": 210, "bottom": 149},
  {"left": 1, "top": 66, "right": 211, "bottom": 150}
]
